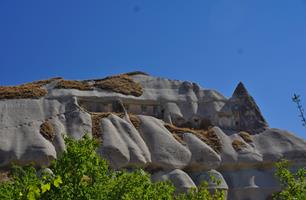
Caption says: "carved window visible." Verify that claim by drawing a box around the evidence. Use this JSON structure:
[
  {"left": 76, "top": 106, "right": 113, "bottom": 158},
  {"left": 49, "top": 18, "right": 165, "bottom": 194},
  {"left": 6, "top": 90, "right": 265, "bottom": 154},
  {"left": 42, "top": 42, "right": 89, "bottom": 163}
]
[
  {"left": 124, "top": 104, "right": 129, "bottom": 112},
  {"left": 141, "top": 105, "right": 147, "bottom": 113},
  {"left": 153, "top": 105, "right": 158, "bottom": 116}
]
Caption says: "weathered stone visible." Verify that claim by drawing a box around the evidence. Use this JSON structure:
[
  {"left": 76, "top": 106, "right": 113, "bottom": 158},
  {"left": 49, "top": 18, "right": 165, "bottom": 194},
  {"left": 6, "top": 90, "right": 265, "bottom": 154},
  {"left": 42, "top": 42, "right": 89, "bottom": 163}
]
[
  {"left": 254, "top": 128, "right": 306, "bottom": 162},
  {"left": 98, "top": 114, "right": 151, "bottom": 169},
  {"left": 183, "top": 133, "right": 221, "bottom": 170},
  {"left": 216, "top": 82, "right": 268, "bottom": 134},
  {"left": 138, "top": 115, "right": 191, "bottom": 169},
  {"left": 152, "top": 169, "right": 196, "bottom": 193},
  {"left": 0, "top": 73, "right": 305, "bottom": 200},
  {"left": 190, "top": 170, "right": 228, "bottom": 199},
  {"left": 221, "top": 168, "right": 280, "bottom": 200}
]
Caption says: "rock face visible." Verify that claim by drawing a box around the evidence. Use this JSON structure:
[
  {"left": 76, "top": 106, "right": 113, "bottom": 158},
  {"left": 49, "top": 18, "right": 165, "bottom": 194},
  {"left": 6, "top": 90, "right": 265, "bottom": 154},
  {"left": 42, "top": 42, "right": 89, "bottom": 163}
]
[
  {"left": 152, "top": 169, "right": 197, "bottom": 193},
  {"left": 0, "top": 72, "right": 305, "bottom": 200},
  {"left": 216, "top": 82, "right": 268, "bottom": 134}
]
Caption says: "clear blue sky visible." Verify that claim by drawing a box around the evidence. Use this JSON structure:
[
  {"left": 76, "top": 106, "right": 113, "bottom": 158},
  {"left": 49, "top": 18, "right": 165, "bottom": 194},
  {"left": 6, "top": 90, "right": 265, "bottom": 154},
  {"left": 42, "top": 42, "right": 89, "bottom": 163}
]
[{"left": 0, "top": 0, "right": 305, "bottom": 139}]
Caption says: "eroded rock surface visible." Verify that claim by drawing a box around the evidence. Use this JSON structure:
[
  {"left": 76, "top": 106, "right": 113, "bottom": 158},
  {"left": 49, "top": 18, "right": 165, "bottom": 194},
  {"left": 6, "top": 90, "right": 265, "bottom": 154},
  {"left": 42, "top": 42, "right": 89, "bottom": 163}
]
[
  {"left": 0, "top": 72, "right": 305, "bottom": 200},
  {"left": 152, "top": 169, "right": 196, "bottom": 193}
]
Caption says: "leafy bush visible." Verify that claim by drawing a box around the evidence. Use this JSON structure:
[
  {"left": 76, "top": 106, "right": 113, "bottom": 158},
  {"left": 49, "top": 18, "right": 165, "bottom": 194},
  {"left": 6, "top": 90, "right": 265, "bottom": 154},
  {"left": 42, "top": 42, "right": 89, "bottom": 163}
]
[
  {"left": 273, "top": 160, "right": 306, "bottom": 200},
  {"left": 0, "top": 165, "right": 62, "bottom": 200},
  {"left": 176, "top": 178, "right": 225, "bottom": 200},
  {"left": 0, "top": 135, "right": 225, "bottom": 200}
]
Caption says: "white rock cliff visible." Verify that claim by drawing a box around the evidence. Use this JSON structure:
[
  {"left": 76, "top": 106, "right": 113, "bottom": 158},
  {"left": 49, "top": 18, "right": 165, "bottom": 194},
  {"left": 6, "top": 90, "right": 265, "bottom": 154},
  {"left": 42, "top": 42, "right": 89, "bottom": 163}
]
[{"left": 0, "top": 72, "right": 305, "bottom": 200}]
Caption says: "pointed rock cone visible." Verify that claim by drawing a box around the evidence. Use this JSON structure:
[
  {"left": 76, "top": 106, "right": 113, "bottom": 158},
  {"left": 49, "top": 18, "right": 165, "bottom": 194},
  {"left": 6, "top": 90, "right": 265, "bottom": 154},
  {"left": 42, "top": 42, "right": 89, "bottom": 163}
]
[
  {"left": 232, "top": 82, "right": 268, "bottom": 133},
  {"left": 232, "top": 82, "right": 249, "bottom": 98},
  {"left": 232, "top": 82, "right": 259, "bottom": 110},
  {"left": 217, "top": 82, "right": 268, "bottom": 134}
]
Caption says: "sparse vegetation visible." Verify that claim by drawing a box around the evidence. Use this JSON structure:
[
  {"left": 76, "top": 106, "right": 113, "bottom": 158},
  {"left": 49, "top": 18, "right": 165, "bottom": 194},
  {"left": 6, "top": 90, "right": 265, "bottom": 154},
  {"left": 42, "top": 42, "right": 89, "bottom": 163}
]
[
  {"left": 94, "top": 75, "right": 143, "bottom": 97},
  {"left": 164, "top": 124, "right": 222, "bottom": 153},
  {"left": 292, "top": 94, "right": 306, "bottom": 127},
  {"left": 0, "top": 85, "right": 47, "bottom": 100},
  {"left": 172, "top": 134, "right": 187, "bottom": 145},
  {"left": 129, "top": 114, "right": 141, "bottom": 130},
  {"left": 91, "top": 113, "right": 106, "bottom": 140},
  {"left": 40, "top": 121, "right": 55, "bottom": 141},
  {"left": 24, "top": 77, "right": 63, "bottom": 87},
  {"left": 55, "top": 80, "right": 93, "bottom": 90},
  {"left": 91, "top": 112, "right": 123, "bottom": 140},
  {"left": 90, "top": 112, "right": 140, "bottom": 140},
  {"left": 238, "top": 131, "right": 253, "bottom": 143},
  {"left": 0, "top": 74, "right": 143, "bottom": 100},
  {"left": 0, "top": 77, "right": 63, "bottom": 100},
  {"left": 231, "top": 139, "right": 247, "bottom": 151}
]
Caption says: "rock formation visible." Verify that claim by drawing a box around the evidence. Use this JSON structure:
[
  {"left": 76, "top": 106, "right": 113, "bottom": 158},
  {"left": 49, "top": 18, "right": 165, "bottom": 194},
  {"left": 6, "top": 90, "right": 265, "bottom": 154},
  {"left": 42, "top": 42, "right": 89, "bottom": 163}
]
[{"left": 0, "top": 72, "right": 305, "bottom": 200}]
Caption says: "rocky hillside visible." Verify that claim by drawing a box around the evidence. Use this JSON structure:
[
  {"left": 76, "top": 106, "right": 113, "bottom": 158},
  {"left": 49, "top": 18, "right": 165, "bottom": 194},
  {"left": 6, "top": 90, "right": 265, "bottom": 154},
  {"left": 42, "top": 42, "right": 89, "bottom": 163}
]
[{"left": 0, "top": 72, "right": 305, "bottom": 200}]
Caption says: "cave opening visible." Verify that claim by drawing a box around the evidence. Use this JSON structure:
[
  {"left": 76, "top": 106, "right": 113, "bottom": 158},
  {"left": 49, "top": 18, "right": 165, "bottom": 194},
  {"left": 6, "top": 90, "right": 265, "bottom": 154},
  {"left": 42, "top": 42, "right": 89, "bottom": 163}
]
[{"left": 77, "top": 97, "right": 162, "bottom": 118}]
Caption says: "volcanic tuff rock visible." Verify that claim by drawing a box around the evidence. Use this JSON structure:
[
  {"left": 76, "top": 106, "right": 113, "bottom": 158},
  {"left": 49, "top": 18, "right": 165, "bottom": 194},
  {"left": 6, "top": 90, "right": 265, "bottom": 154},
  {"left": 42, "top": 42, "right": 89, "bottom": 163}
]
[{"left": 0, "top": 72, "right": 305, "bottom": 200}]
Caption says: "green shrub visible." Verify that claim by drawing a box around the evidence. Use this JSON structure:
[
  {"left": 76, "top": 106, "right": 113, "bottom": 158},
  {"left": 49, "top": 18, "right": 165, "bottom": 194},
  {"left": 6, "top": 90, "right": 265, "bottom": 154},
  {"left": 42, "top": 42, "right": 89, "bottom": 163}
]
[
  {"left": 176, "top": 179, "right": 225, "bottom": 200},
  {"left": 0, "top": 165, "right": 61, "bottom": 200},
  {"left": 42, "top": 135, "right": 110, "bottom": 199},
  {"left": 273, "top": 160, "right": 306, "bottom": 200}
]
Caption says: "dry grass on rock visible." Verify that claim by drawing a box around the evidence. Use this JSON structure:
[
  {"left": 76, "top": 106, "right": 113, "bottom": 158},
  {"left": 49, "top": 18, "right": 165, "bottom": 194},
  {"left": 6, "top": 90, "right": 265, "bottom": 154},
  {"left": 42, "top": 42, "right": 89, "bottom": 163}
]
[
  {"left": 239, "top": 131, "right": 253, "bottom": 143},
  {"left": 0, "top": 85, "right": 47, "bottom": 100},
  {"left": 91, "top": 113, "right": 109, "bottom": 140},
  {"left": 129, "top": 114, "right": 141, "bottom": 130},
  {"left": 40, "top": 121, "right": 55, "bottom": 141},
  {"left": 27, "top": 77, "right": 63, "bottom": 87},
  {"left": 232, "top": 139, "right": 247, "bottom": 151},
  {"left": 0, "top": 73, "right": 146, "bottom": 100},
  {"left": 0, "top": 73, "right": 144, "bottom": 100},
  {"left": 55, "top": 80, "right": 93, "bottom": 90},
  {"left": 91, "top": 112, "right": 124, "bottom": 140},
  {"left": 0, "top": 77, "right": 64, "bottom": 100},
  {"left": 91, "top": 112, "right": 140, "bottom": 141},
  {"left": 164, "top": 124, "right": 221, "bottom": 153},
  {"left": 94, "top": 75, "right": 143, "bottom": 97}
]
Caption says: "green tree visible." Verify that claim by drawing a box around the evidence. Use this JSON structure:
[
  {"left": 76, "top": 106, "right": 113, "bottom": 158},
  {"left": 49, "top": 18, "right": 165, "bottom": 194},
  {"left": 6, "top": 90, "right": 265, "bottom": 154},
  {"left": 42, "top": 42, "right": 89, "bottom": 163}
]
[
  {"left": 273, "top": 160, "right": 306, "bottom": 200},
  {"left": 43, "top": 135, "right": 110, "bottom": 199}
]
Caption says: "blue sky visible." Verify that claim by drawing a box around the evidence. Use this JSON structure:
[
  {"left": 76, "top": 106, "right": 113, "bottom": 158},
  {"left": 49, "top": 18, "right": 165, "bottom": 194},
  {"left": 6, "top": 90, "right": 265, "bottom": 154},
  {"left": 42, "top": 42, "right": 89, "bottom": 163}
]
[{"left": 0, "top": 0, "right": 305, "bottom": 139}]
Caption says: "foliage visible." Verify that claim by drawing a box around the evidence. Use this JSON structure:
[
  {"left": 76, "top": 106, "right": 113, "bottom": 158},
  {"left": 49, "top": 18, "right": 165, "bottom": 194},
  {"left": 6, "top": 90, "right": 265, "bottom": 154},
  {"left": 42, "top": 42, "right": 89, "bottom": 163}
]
[
  {"left": 104, "top": 170, "right": 175, "bottom": 200},
  {"left": 176, "top": 177, "right": 225, "bottom": 200},
  {"left": 273, "top": 160, "right": 306, "bottom": 200},
  {"left": 42, "top": 135, "right": 110, "bottom": 199},
  {"left": 0, "top": 135, "right": 226, "bottom": 200},
  {"left": 0, "top": 165, "right": 61, "bottom": 200}
]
